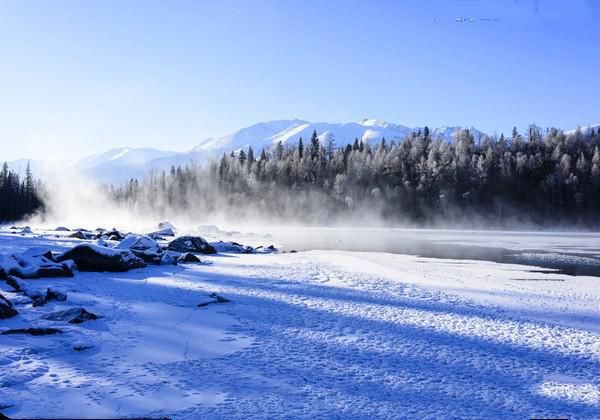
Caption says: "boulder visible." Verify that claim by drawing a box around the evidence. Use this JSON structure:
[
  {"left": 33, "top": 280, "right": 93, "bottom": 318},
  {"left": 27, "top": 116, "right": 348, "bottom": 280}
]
[
  {"left": 0, "top": 250, "right": 74, "bottom": 279},
  {"left": 115, "top": 235, "right": 160, "bottom": 253},
  {"left": 56, "top": 244, "right": 146, "bottom": 272},
  {"left": 1, "top": 328, "right": 62, "bottom": 336},
  {"left": 105, "top": 229, "right": 125, "bottom": 241},
  {"left": 177, "top": 252, "right": 201, "bottom": 264},
  {"left": 159, "top": 252, "right": 178, "bottom": 266},
  {"left": 69, "top": 230, "right": 93, "bottom": 240},
  {"left": 159, "top": 221, "right": 176, "bottom": 231},
  {"left": 54, "top": 226, "right": 71, "bottom": 232},
  {"left": 148, "top": 224, "right": 175, "bottom": 238},
  {"left": 42, "top": 307, "right": 99, "bottom": 324},
  {"left": 167, "top": 236, "right": 216, "bottom": 254},
  {"left": 212, "top": 241, "right": 254, "bottom": 254},
  {"left": 5, "top": 275, "right": 24, "bottom": 292},
  {"left": 45, "top": 287, "right": 67, "bottom": 303},
  {"left": 115, "top": 235, "right": 163, "bottom": 264},
  {"left": 0, "top": 293, "right": 17, "bottom": 319},
  {"left": 6, "top": 277, "right": 66, "bottom": 306}
]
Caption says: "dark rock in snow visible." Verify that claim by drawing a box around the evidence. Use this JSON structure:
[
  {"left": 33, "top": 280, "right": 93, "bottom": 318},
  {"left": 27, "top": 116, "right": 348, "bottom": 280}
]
[
  {"left": 55, "top": 226, "right": 71, "bottom": 232},
  {"left": 115, "top": 235, "right": 160, "bottom": 253},
  {"left": 105, "top": 229, "right": 125, "bottom": 241},
  {"left": 198, "top": 292, "right": 231, "bottom": 307},
  {"left": 5, "top": 275, "right": 24, "bottom": 292},
  {"left": 116, "top": 235, "right": 163, "bottom": 264},
  {"left": 212, "top": 241, "right": 254, "bottom": 254},
  {"left": 69, "top": 230, "right": 93, "bottom": 240},
  {"left": 45, "top": 287, "right": 67, "bottom": 303},
  {"left": 168, "top": 236, "right": 217, "bottom": 254},
  {"left": 131, "top": 249, "right": 163, "bottom": 265},
  {"left": 6, "top": 277, "right": 66, "bottom": 306},
  {"left": 1, "top": 250, "right": 74, "bottom": 279},
  {"left": 42, "top": 307, "right": 99, "bottom": 324},
  {"left": 56, "top": 244, "right": 146, "bottom": 272},
  {"left": 1, "top": 327, "right": 62, "bottom": 336},
  {"left": 0, "top": 293, "right": 18, "bottom": 319},
  {"left": 160, "top": 252, "right": 178, "bottom": 266},
  {"left": 148, "top": 224, "right": 175, "bottom": 238},
  {"left": 177, "top": 252, "right": 201, "bottom": 264}
]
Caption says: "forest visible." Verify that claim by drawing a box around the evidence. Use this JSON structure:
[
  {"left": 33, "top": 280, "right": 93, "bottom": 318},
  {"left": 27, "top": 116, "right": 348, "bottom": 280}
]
[
  {"left": 112, "top": 125, "right": 600, "bottom": 227},
  {"left": 0, "top": 162, "right": 44, "bottom": 222}
]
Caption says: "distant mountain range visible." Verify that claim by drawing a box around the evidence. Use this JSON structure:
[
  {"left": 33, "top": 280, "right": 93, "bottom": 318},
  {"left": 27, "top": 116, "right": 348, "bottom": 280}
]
[{"left": 3, "top": 118, "right": 544, "bottom": 184}]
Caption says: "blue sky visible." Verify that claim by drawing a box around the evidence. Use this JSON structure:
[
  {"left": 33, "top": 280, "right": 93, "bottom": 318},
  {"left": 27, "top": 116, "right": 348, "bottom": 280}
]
[{"left": 1, "top": 0, "right": 599, "bottom": 161}]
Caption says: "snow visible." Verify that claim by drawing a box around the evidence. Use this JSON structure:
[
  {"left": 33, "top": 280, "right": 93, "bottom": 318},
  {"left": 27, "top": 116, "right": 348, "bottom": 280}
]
[
  {"left": 15, "top": 119, "right": 488, "bottom": 183},
  {"left": 1, "top": 227, "right": 600, "bottom": 418}
]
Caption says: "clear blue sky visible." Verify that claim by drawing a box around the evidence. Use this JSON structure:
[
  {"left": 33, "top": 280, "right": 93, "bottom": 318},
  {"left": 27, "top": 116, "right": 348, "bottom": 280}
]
[{"left": 1, "top": 0, "right": 599, "bottom": 161}]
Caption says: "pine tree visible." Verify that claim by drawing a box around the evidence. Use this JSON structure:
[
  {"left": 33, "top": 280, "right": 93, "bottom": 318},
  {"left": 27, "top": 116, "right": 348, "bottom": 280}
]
[{"left": 298, "top": 137, "right": 304, "bottom": 158}]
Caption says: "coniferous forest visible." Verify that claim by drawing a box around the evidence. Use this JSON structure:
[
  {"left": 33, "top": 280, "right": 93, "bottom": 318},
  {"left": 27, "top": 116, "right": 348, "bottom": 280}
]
[
  {"left": 0, "top": 162, "right": 44, "bottom": 222},
  {"left": 112, "top": 125, "right": 600, "bottom": 227}
]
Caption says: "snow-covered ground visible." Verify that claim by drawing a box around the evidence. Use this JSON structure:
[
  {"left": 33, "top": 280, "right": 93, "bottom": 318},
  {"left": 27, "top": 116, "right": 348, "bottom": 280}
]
[{"left": 1, "top": 227, "right": 600, "bottom": 419}]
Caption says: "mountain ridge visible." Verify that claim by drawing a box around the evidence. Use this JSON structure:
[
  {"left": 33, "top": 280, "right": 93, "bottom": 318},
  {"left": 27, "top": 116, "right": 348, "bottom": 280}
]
[{"left": 4, "top": 118, "right": 496, "bottom": 183}]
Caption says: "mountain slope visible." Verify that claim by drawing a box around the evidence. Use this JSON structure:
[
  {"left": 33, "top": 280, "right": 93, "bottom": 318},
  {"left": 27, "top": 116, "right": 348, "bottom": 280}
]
[{"left": 31, "top": 119, "right": 488, "bottom": 184}]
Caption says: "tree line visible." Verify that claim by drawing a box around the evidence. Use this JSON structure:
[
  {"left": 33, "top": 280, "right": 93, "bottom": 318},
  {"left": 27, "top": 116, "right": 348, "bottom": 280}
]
[
  {"left": 113, "top": 125, "right": 600, "bottom": 227},
  {"left": 0, "top": 162, "right": 44, "bottom": 222}
]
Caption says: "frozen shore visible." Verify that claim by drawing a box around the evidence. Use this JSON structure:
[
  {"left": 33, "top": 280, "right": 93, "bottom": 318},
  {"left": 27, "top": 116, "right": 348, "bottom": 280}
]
[{"left": 1, "top": 227, "right": 599, "bottom": 418}]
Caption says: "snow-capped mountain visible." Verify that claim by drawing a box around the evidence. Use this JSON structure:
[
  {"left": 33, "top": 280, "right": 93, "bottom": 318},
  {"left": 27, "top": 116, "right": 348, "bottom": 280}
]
[
  {"left": 69, "top": 147, "right": 177, "bottom": 183},
  {"left": 7, "top": 119, "right": 487, "bottom": 184},
  {"left": 564, "top": 123, "right": 600, "bottom": 136}
]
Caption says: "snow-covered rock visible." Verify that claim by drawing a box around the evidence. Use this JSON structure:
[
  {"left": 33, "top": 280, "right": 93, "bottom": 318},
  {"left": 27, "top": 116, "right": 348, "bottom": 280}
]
[
  {"left": 167, "top": 236, "right": 216, "bottom": 254},
  {"left": 212, "top": 241, "right": 255, "bottom": 254},
  {"left": 42, "top": 307, "right": 99, "bottom": 324},
  {"left": 0, "top": 249, "right": 74, "bottom": 279},
  {"left": 56, "top": 244, "right": 146, "bottom": 272},
  {"left": 0, "top": 293, "right": 18, "bottom": 319},
  {"left": 115, "top": 235, "right": 161, "bottom": 253},
  {"left": 177, "top": 252, "right": 202, "bottom": 264}
]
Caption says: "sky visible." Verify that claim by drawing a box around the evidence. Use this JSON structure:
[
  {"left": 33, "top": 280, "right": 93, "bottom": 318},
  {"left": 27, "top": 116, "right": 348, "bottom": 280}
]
[{"left": 0, "top": 0, "right": 599, "bottom": 161}]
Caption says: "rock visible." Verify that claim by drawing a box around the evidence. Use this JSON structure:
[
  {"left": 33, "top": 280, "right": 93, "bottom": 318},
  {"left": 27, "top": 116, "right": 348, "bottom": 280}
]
[
  {"left": 56, "top": 244, "right": 146, "bottom": 272},
  {"left": 20, "top": 227, "right": 33, "bottom": 234},
  {"left": 42, "top": 307, "right": 99, "bottom": 324},
  {"left": 0, "top": 250, "right": 74, "bottom": 279},
  {"left": 69, "top": 230, "right": 93, "bottom": 240},
  {"left": 27, "top": 289, "right": 47, "bottom": 307},
  {"left": 0, "top": 293, "right": 17, "bottom": 319},
  {"left": 160, "top": 252, "right": 178, "bottom": 266},
  {"left": 55, "top": 226, "right": 71, "bottom": 231},
  {"left": 5, "top": 275, "right": 24, "bottom": 292},
  {"left": 105, "top": 229, "right": 125, "bottom": 241},
  {"left": 198, "top": 292, "right": 231, "bottom": 307},
  {"left": 115, "top": 235, "right": 160, "bottom": 253},
  {"left": 148, "top": 226, "right": 175, "bottom": 238},
  {"left": 158, "top": 221, "right": 176, "bottom": 231},
  {"left": 6, "top": 277, "right": 66, "bottom": 306},
  {"left": 115, "top": 235, "right": 163, "bottom": 264},
  {"left": 168, "top": 236, "right": 217, "bottom": 254},
  {"left": 1, "top": 328, "right": 62, "bottom": 336},
  {"left": 177, "top": 252, "right": 201, "bottom": 264},
  {"left": 45, "top": 287, "right": 67, "bottom": 303},
  {"left": 212, "top": 241, "right": 254, "bottom": 254}
]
